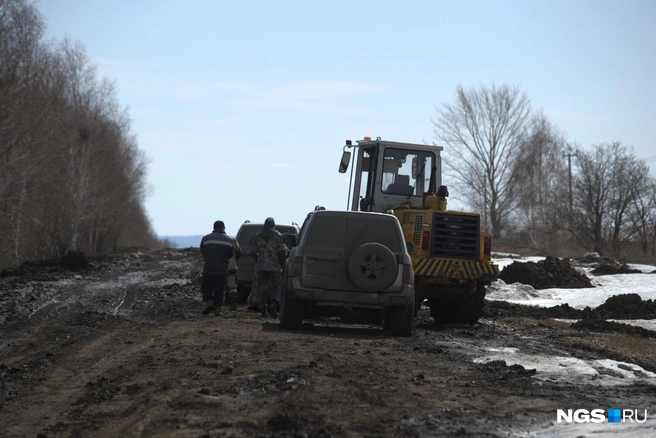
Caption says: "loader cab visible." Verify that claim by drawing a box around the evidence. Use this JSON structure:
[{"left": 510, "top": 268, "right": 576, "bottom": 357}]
[{"left": 340, "top": 138, "right": 443, "bottom": 213}]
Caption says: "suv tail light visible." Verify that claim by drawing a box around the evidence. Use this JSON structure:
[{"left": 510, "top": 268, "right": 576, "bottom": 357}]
[
  {"left": 293, "top": 257, "right": 303, "bottom": 277},
  {"left": 402, "top": 264, "right": 413, "bottom": 285}
]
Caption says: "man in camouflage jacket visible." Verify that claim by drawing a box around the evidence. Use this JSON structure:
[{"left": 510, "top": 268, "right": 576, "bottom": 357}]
[{"left": 249, "top": 217, "right": 287, "bottom": 318}]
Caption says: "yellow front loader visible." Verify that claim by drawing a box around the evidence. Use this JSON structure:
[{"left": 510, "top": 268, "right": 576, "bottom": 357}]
[{"left": 338, "top": 137, "right": 499, "bottom": 324}]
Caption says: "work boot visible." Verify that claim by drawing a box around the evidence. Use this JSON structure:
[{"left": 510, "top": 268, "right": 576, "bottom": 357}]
[
  {"left": 268, "top": 300, "right": 279, "bottom": 319},
  {"left": 214, "top": 306, "right": 223, "bottom": 316},
  {"left": 202, "top": 301, "right": 215, "bottom": 315}
]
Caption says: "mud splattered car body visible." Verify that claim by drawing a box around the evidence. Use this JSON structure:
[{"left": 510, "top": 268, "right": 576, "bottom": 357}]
[{"left": 279, "top": 210, "right": 416, "bottom": 336}]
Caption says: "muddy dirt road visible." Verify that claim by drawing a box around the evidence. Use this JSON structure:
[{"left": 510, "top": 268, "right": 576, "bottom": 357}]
[{"left": 1, "top": 249, "right": 655, "bottom": 437}]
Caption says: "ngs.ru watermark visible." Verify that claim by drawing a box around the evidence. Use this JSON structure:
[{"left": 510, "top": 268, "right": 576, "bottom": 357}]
[{"left": 557, "top": 409, "right": 649, "bottom": 424}]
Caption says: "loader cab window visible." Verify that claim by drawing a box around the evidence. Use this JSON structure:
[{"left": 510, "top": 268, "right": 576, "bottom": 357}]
[
  {"left": 357, "top": 148, "right": 374, "bottom": 209},
  {"left": 381, "top": 148, "right": 435, "bottom": 197}
]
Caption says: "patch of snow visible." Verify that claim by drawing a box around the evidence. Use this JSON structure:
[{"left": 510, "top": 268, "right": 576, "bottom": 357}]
[
  {"left": 474, "top": 348, "right": 656, "bottom": 386},
  {"left": 159, "top": 260, "right": 194, "bottom": 270},
  {"left": 607, "top": 320, "right": 656, "bottom": 331},
  {"left": 148, "top": 278, "right": 191, "bottom": 287},
  {"left": 553, "top": 319, "right": 656, "bottom": 332},
  {"left": 489, "top": 256, "right": 656, "bottom": 309},
  {"left": 84, "top": 271, "right": 152, "bottom": 292}
]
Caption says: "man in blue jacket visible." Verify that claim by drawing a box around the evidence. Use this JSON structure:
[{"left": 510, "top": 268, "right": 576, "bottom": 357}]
[{"left": 200, "top": 220, "right": 240, "bottom": 316}]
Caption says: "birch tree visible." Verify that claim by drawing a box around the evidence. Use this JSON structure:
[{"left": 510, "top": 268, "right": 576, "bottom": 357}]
[{"left": 432, "top": 83, "right": 532, "bottom": 238}]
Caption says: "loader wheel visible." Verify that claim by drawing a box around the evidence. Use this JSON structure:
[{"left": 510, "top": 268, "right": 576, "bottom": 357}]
[
  {"left": 452, "top": 289, "right": 485, "bottom": 324},
  {"left": 347, "top": 243, "right": 397, "bottom": 291},
  {"left": 429, "top": 298, "right": 457, "bottom": 325}
]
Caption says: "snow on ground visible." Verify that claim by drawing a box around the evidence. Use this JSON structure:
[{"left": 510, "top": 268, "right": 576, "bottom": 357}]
[
  {"left": 489, "top": 254, "right": 656, "bottom": 317},
  {"left": 473, "top": 347, "right": 656, "bottom": 386},
  {"left": 474, "top": 255, "right": 656, "bottom": 394}
]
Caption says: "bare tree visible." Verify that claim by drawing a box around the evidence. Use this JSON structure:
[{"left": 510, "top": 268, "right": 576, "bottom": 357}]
[
  {"left": 571, "top": 142, "right": 652, "bottom": 257},
  {"left": 512, "top": 111, "right": 569, "bottom": 227},
  {"left": 607, "top": 147, "right": 653, "bottom": 257},
  {"left": 0, "top": 0, "right": 52, "bottom": 266},
  {"left": 0, "top": 0, "right": 160, "bottom": 269},
  {"left": 626, "top": 176, "right": 656, "bottom": 257},
  {"left": 508, "top": 111, "right": 571, "bottom": 251},
  {"left": 432, "top": 83, "right": 532, "bottom": 238}
]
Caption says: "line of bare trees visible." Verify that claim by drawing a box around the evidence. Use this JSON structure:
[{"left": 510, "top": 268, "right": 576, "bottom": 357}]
[
  {"left": 433, "top": 83, "right": 656, "bottom": 262},
  {"left": 1, "top": 0, "right": 160, "bottom": 269}
]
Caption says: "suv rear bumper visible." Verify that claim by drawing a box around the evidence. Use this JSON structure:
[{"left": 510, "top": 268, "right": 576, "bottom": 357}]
[{"left": 289, "top": 278, "right": 413, "bottom": 307}]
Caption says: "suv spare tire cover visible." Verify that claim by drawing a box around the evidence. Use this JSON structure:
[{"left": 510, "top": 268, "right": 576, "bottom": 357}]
[{"left": 347, "top": 243, "right": 397, "bottom": 291}]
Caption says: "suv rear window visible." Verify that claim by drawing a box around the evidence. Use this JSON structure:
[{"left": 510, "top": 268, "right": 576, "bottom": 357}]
[
  {"left": 237, "top": 224, "right": 298, "bottom": 248},
  {"left": 346, "top": 216, "right": 402, "bottom": 252},
  {"left": 305, "top": 215, "right": 347, "bottom": 248},
  {"left": 305, "top": 213, "right": 402, "bottom": 252}
]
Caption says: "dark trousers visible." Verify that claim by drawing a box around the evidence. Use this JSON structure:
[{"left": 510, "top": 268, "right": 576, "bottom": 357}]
[{"left": 201, "top": 274, "right": 227, "bottom": 307}]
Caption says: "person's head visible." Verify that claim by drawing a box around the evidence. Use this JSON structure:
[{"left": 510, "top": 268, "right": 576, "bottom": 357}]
[
  {"left": 213, "top": 220, "right": 225, "bottom": 232},
  {"left": 264, "top": 217, "right": 275, "bottom": 230}
]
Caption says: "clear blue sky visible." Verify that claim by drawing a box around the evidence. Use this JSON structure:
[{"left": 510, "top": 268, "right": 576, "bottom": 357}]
[{"left": 39, "top": 0, "right": 656, "bottom": 237}]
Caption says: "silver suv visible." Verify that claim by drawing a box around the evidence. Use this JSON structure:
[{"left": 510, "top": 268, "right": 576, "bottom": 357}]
[
  {"left": 234, "top": 221, "right": 300, "bottom": 300},
  {"left": 279, "top": 210, "right": 415, "bottom": 336}
]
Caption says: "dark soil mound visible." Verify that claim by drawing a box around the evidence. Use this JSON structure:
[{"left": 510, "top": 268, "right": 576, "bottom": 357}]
[
  {"left": 590, "top": 259, "right": 642, "bottom": 276},
  {"left": 587, "top": 294, "right": 656, "bottom": 319},
  {"left": 486, "top": 294, "right": 656, "bottom": 321},
  {"left": 499, "top": 256, "right": 593, "bottom": 290},
  {"left": 483, "top": 301, "right": 584, "bottom": 319},
  {"left": 480, "top": 360, "right": 537, "bottom": 378}
]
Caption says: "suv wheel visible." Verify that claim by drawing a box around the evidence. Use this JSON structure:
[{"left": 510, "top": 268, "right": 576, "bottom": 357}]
[
  {"left": 279, "top": 279, "right": 303, "bottom": 329},
  {"left": 347, "top": 243, "right": 397, "bottom": 291},
  {"left": 389, "top": 289, "right": 415, "bottom": 337}
]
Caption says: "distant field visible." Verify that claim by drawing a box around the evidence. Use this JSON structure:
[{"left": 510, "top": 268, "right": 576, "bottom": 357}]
[{"left": 160, "top": 235, "right": 203, "bottom": 248}]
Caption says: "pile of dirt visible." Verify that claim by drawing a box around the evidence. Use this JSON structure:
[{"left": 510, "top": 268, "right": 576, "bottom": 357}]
[
  {"left": 485, "top": 293, "right": 656, "bottom": 321},
  {"left": 590, "top": 259, "right": 642, "bottom": 276},
  {"left": 584, "top": 293, "right": 656, "bottom": 319},
  {"left": 484, "top": 301, "right": 584, "bottom": 319},
  {"left": 499, "top": 256, "right": 593, "bottom": 289}
]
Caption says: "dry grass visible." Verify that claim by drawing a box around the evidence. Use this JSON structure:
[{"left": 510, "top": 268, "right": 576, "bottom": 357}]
[{"left": 580, "top": 333, "right": 656, "bottom": 361}]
